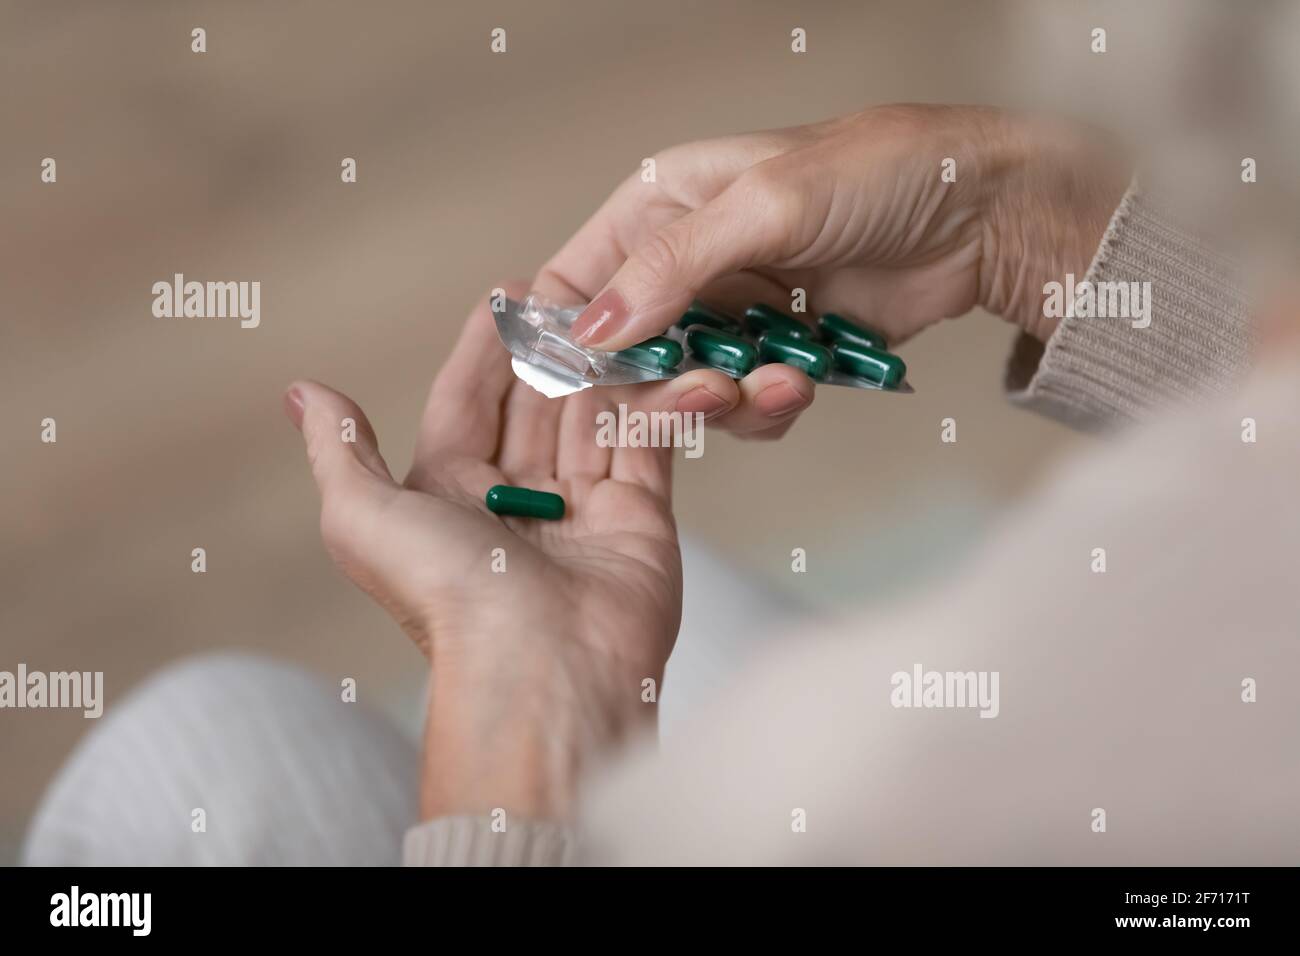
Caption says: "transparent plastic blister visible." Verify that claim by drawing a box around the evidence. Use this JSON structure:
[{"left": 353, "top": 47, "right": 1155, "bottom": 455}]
[
  {"left": 493, "top": 293, "right": 914, "bottom": 398},
  {"left": 514, "top": 296, "right": 607, "bottom": 379}
]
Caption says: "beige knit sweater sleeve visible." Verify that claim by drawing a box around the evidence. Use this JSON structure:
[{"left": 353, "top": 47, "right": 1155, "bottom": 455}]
[
  {"left": 1004, "top": 182, "right": 1254, "bottom": 428},
  {"left": 403, "top": 181, "right": 1261, "bottom": 867}
]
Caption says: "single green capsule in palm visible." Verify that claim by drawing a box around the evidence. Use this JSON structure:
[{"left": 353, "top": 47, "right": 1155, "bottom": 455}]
[
  {"left": 485, "top": 485, "right": 565, "bottom": 520},
  {"left": 744, "top": 303, "right": 815, "bottom": 340},
  {"left": 684, "top": 325, "right": 758, "bottom": 376},
  {"left": 615, "top": 336, "right": 683, "bottom": 373},
  {"left": 829, "top": 342, "right": 906, "bottom": 388},
  {"left": 818, "top": 312, "right": 887, "bottom": 350},
  {"left": 757, "top": 332, "right": 832, "bottom": 381}
]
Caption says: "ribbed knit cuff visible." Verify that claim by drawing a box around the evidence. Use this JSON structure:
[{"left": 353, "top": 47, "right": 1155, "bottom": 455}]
[
  {"left": 1005, "top": 181, "right": 1254, "bottom": 430},
  {"left": 402, "top": 816, "right": 579, "bottom": 866}
]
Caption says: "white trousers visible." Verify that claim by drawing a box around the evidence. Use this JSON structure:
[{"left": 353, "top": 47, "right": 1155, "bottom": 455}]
[{"left": 23, "top": 541, "right": 797, "bottom": 865}]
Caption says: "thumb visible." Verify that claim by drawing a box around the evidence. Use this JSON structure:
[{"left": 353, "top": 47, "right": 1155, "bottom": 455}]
[
  {"left": 284, "top": 378, "right": 396, "bottom": 506},
  {"left": 569, "top": 179, "right": 787, "bottom": 351},
  {"left": 286, "top": 381, "right": 440, "bottom": 642}
]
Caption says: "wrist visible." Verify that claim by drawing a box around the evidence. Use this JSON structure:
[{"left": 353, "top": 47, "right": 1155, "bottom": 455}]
[
  {"left": 977, "top": 113, "right": 1132, "bottom": 342},
  {"left": 420, "top": 618, "right": 664, "bottom": 822},
  {"left": 420, "top": 671, "right": 587, "bottom": 822}
]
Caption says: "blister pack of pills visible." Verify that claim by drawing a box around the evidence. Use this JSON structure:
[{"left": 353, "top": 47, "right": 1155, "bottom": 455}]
[{"left": 494, "top": 294, "right": 914, "bottom": 398}]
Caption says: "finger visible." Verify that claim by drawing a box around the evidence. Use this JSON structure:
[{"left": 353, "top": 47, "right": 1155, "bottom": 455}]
[
  {"left": 623, "top": 363, "right": 813, "bottom": 438},
  {"left": 538, "top": 134, "right": 785, "bottom": 303},
  {"left": 535, "top": 182, "right": 639, "bottom": 303},
  {"left": 567, "top": 173, "right": 800, "bottom": 351},
  {"left": 556, "top": 387, "right": 613, "bottom": 482},
  {"left": 578, "top": 372, "right": 736, "bottom": 494},
  {"left": 616, "top": 367, "right": 741, "bottom": 424},
  {"left": 513, "top": 279, "right": 596, "bottom": 492},
  {"left": 734, "top": 416, "right": 799, "bottom": 442},
  {"left": 713, "top": 363, "right": 816, "bottom": 435},
  {"left": 610, "top": 442, "right": 674, "bottom": 502},
  {"left": 593, "top": 373, "right": 740, "bottom": 497},
  {"left": 285, "top": 381, "right": 404, "bottom": 575},
  {"left": 286, "top": 380, "right": 449, "bottom": 635},
  {"left": 409, "top": 280, "right": 527, "bottom": 487},
  {"left": 497, "top": 380, "right": 564, "bottom": 479},
  {"left": 286, "top": 380, "right": 395, "bottom": 490}
]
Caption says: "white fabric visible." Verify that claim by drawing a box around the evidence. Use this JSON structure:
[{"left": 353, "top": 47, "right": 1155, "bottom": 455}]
[
  {"left": 23, "top": 654, "right": 418, "bottom": 866},
  {"left": 23, "top": 538, "right": 783, "bottom": 866}
]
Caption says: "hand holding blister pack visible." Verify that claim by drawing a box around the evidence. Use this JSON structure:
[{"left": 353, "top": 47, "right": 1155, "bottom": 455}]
[{"left": 494, "top": 294, "right": 914, "bottom": 398}]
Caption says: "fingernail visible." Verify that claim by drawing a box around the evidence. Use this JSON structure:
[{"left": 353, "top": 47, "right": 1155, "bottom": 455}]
[
  {"left": 283, "top": 386, "right": 305, "bottom": 430},
  {"left": 755, "top": 382, "right": 808, "bottom": 418},
  {"left": 675, "top": 386, "right": 731, "bottom": 420},
  {"left": 571, "top": 288, "right": 631, "bottom": 346}
]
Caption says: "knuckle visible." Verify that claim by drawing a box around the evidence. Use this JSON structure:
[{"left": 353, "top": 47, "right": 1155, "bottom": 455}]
[
  {"left": 737, "top": 158, "right": 798, "bottom": 198},
  {"left": 737, "top": 159, "right": 785, "bottom": 195},
  {"left": 734, "top": 160, "right": 810, "bottom": 225},
  {"left": 635, "top": 229, "right": 687, "bottom": 285}
]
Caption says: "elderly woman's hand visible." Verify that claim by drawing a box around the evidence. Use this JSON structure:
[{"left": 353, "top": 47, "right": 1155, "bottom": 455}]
[
  {"left": 541, "top": 103, "right": 1129, "bottom": 415},
  {"left": 285, "top": 282, "right": 681, "bottom": 820}
]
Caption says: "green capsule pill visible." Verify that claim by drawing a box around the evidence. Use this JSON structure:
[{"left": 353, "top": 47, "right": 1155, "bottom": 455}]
[
  {"left": 677, "top": 302, "right": 742, "bottom": 334},
  {"left": 615, "top": 335, "right": 683, "bottom": 373},
  {"left": 818, "top": 312, "right": 887, "bottom": 350},
  {"left": 743, "top": 303, "right": 815, "bottom": 340},
  {"left": 830, "top": 342, "right": 907, "bottom": 389},
  {"left": 685, "top": 325, "right": 757, "bottom": 375},
  {"left": 757, "top": 332, "right": 832, "bottom": 381},
  {"left": 485, "top": 484, "right": 565, "bottom": 520}
]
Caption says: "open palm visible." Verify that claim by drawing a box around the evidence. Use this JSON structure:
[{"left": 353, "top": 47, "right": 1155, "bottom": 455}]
[{"left": 286, "top": 283, "right": 682, "bottom": 750}]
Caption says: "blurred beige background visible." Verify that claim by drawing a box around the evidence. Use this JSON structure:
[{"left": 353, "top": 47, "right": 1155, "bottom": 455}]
[{"left": 0, "top": 0, "right": 1112, "bottom": 861}]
